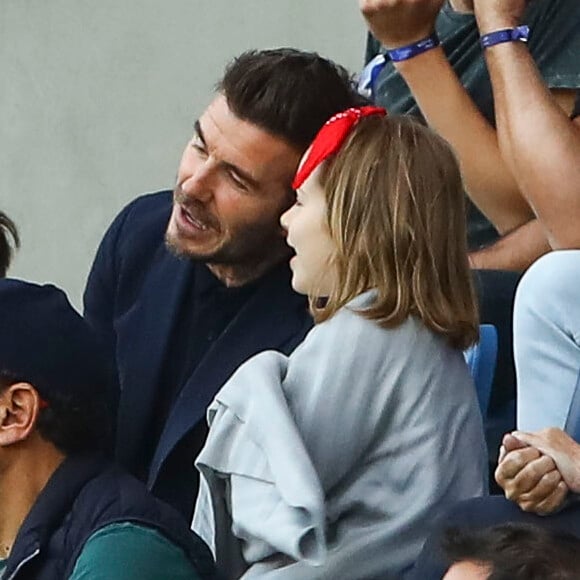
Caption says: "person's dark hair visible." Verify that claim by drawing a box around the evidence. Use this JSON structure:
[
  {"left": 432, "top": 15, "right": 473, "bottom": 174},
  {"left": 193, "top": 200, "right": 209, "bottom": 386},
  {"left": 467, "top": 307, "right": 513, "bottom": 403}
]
[
  {"left": 217, "top": 48, "right": 369, "bottom": 152},
  {"left": 0, "top": 369, "right": 114, "bottom": 456},
  {"left": 443, "top": 524, "right": 580, "bottom": 579},
  {"left": 0, "top": 212, "right": 19, "bottom": 278}
]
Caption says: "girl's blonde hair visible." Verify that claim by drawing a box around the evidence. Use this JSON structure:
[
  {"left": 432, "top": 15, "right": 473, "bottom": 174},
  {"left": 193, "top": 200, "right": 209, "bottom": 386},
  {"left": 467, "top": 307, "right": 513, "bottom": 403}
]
[{"left": 311, "top": 115, "right": 478, "bottom": 350}]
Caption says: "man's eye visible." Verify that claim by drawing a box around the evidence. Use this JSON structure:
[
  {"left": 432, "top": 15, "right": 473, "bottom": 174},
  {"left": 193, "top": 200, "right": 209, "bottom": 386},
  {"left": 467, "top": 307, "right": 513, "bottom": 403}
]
[
  {"left": 190, "top": 138, "right": 206, "bottom": 154},
  {"left": 229, "top": 172, "right": 249, "bottom": 191}
]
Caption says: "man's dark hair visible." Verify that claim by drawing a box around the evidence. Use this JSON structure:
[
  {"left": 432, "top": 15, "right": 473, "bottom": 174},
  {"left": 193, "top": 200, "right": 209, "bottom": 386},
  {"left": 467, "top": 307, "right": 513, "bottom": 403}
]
[
  {"left": 443, "top": 523, "right": 580, "bottom": 579},
  {"left": 0, "top": 369, "right": 114, "bottom": 456},
  {"left": 217, "top": 48, "right": 369, "bottom": 152},
  {"left": 0, "top": 212, "right": 19, "bottom": 278}
]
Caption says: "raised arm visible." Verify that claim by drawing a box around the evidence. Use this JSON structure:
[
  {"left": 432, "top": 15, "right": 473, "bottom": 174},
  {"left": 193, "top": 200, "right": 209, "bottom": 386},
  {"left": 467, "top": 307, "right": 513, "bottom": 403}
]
[
  {"left": 474, "top": 0, "right": 580, "bottom": 249},
  {"left": 468, "top": 217, "right": 550, "bottom": 270},
  {"left": 359, "top": 0, "right": 533, "bottom": 234}
]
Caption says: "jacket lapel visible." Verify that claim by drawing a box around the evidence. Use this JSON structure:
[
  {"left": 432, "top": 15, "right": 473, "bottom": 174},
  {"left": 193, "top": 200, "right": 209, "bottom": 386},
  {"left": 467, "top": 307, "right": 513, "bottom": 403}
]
[
  {"left": 115, "top": 246, "right": 194, "bottom": 470},
  {"left": 148, "top": 264, "right": 311, "bottom": 484}
]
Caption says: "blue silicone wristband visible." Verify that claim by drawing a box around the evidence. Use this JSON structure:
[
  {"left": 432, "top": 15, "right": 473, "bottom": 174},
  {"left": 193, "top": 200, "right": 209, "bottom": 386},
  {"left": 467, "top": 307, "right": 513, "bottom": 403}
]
[
  {"left": 387, "top": 34, "right": 440, "bottom": 63},
  {"left": 480, "top": 25, "right": 530, "bottom": 49}
]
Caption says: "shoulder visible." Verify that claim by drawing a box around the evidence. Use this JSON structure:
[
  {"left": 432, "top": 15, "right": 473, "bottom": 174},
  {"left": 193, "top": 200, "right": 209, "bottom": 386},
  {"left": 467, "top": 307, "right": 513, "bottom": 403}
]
[
  {"left": 111, "top": 190, "right": 173, "bottom": 241},
  {"left": 315, "top": 292, "right": 464, "bottom": 369},
  {"left": 296, "top": 292, "right": 396, "bottom": 367},
  {"left": 70, "top": 523, "right": 203, "bottom": 580},
  {"left": 316, "top": 291, "right": 406, "bottom": 342},
  {"left": 90, "top": 190, "right": 173, "bottom": 279},
  {"left": 74, "top": 465, "right": 187, "bottom": 533},
  {"left": 67, "top": 466, "right": 214, "bottom": 578},
  {"left": 92, "top": 189, "right": 172, "bottom": 263}
]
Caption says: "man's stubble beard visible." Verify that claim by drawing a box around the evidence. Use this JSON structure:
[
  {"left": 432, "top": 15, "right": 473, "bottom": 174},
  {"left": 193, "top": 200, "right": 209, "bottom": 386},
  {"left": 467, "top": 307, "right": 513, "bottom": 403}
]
[
  {"left": 166, "top": 184, "right": 294, "bottom": 283},
  {"left": 164, "top": 221, "right": 291, "bottom": 274}
]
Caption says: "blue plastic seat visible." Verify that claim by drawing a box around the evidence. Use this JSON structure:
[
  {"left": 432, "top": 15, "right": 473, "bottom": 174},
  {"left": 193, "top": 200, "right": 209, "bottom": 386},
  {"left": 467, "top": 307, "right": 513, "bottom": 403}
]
[{"left": 464, "top": 324, "right": 499, "bottom": 418}]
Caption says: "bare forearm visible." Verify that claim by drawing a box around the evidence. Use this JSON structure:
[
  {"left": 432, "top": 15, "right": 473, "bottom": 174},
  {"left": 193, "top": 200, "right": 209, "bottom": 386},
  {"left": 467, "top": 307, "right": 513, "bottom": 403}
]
[
  {"left": 393, "top": 48, "right": 533, "bottom": 233},
  {"left": 359, "top": 0, "right": 533, "bottom": 233},
  {"left": 483, "top": 41, "right": 580, "bottom": 249},
  {"left": 469, "top": 217, "right": 550, "bottom": 271}
]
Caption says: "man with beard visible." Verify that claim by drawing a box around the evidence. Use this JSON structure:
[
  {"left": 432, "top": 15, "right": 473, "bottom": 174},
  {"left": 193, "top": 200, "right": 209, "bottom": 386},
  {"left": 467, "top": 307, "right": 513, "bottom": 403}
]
[{"left": 84, "top": 48, "right": 365, "bottom": 521}]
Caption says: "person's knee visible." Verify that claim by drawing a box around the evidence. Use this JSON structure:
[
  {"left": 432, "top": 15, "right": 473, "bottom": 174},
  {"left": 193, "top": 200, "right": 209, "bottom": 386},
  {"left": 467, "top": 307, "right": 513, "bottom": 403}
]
[{"left": 515, "top": 250, "right": 580, "bottom": 331}]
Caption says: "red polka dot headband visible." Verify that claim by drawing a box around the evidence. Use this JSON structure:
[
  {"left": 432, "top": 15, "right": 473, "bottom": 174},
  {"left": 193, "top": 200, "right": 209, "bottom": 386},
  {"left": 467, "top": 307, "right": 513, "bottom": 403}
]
[{"left": 292, "top": 106, "right": 387, "bottom": 190}]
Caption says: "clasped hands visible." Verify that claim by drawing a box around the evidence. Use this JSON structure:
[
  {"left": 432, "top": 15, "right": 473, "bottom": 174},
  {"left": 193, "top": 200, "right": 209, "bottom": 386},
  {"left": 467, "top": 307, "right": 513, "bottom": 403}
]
[
  {"left": 359, "top": 0, "right": 531, "bottom": 49},
  {"left": 495, "top": 428, "right": 580, "bottom": 515}
]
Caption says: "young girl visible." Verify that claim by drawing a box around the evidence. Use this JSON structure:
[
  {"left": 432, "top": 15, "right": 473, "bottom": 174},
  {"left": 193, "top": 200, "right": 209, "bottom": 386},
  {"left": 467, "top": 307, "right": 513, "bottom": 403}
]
[{"left": 192, "top": 109, "right": 487, "bottom": 579}]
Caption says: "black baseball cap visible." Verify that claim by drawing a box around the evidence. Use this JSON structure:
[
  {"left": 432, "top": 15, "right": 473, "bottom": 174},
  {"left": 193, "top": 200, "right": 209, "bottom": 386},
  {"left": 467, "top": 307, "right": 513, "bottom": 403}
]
[{"left": 0, "top": 278, "right": 116, "bottom": 411}]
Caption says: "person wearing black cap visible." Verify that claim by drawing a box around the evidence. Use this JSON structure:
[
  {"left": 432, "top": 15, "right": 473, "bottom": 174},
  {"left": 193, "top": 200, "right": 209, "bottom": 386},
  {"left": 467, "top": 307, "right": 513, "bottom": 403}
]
[{"left": 0, "top": 279, "right": 215, "bottom": 579}]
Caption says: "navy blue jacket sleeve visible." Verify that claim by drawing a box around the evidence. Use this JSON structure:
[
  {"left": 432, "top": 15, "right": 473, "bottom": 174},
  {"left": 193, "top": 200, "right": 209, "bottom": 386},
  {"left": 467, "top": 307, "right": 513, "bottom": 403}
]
[{"left": 83, "top": 199, "right": 139, "bottom": 373}]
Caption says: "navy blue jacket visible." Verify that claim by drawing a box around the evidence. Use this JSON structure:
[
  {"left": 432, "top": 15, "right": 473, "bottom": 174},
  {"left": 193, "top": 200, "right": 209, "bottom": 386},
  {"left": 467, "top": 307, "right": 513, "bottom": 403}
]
[
  {"left": 3, "top": 455, "right": 215, "bottom": 580},
  {"left": 83, "top": 191, "right": 312, "bottom": 504}
]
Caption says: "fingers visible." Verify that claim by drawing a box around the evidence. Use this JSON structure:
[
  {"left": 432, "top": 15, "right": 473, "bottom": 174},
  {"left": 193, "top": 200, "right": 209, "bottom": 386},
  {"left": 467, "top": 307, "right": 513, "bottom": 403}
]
[
  {"left": 510, "top": 430, "right": 542, "bottom": 449},
  {"left": 514, "top": 428, "right": 575, "bottom": 456},
  {"left": 497, "top": 432, "right": 530, "bottom": 467},
  {"left": 496, "top": 450, "right": 556, "bottom": 499},
  {"left": 511, "top": 454, "right": 557, "bottom": 495},
  {"left": 495, "top": 429, "right": 574, "bottom": 514},
  {"left": 515, "top": 468, "right": 562, "bottom": 508},
  {"left": 495, "top": 446, "right": 541, "bottom": 484},
  {"left": 501, "top": 433, "right": 528, "bottom": 454},
  {"left": 359, "top": 0, "right": 392, "bottom": 17},
  {"left": 498, "top": 444, "right": 507, "bottom": 464},
  {"left": 519, "top": 480, "right": 568, "bottom": 516}
]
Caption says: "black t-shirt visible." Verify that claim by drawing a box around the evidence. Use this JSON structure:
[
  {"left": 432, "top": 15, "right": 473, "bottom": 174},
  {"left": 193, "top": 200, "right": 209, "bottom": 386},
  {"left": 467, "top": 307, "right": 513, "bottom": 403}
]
[{"left": 366, "top": 0, "right": 580, "bottom": 249}]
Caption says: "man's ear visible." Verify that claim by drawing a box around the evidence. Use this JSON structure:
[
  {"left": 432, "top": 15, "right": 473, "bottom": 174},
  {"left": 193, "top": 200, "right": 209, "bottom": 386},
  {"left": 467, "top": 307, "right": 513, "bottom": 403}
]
[{"left": 0, "top": 383, "right": 40, "bottom": 446}]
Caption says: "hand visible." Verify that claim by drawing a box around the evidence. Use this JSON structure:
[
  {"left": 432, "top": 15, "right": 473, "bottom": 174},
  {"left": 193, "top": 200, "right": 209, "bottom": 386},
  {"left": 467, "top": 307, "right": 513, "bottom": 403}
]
[
  {"left": 359, "top": 0, "right": 445, "bottom": 49},
  {"left": 513, "top": 428, "right": 580, "bottom": 494},
  {"left": 473, "top": 0, "right": 531, "bottom": 34},
  {"left": 495, "top": 433, "right": 568, "bottom": 514},
  {"left": 497, "top": 431, "right": 527, "bottom": 463}
]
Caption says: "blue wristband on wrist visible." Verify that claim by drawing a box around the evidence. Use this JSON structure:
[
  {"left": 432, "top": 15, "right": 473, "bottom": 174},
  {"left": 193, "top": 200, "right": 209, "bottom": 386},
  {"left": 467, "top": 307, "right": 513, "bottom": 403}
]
[
  {"left": 387, "top": 33, "right": 440, "bottom": 63},
  {"left": 480, "top": 25, "right": 530, "bottom": 49}
]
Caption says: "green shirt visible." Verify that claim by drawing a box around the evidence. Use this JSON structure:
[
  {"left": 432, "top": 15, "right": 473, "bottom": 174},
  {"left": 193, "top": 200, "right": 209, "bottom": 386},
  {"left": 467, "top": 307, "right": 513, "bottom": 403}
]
[{"left": 0, "top": 523, "right": 202, "bottom": 580}]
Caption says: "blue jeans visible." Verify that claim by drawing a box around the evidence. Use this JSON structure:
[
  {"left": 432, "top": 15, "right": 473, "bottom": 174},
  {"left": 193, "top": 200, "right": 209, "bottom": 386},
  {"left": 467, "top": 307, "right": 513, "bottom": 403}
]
[{"left": 514, "top": 251, "right": 580, "bottom": 430}]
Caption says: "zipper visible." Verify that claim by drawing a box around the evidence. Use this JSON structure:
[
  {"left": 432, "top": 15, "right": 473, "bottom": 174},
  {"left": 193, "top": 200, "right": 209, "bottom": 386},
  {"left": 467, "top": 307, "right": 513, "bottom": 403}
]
[{"left": 5, "top": 548, "right": 40, "bottom": 580}]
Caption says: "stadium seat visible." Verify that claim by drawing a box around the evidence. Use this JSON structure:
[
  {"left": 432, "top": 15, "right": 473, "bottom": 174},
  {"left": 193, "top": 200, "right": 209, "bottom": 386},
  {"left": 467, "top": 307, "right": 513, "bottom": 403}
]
[{"left": 464, "top": 324, "right": 498, "bottom": 418}]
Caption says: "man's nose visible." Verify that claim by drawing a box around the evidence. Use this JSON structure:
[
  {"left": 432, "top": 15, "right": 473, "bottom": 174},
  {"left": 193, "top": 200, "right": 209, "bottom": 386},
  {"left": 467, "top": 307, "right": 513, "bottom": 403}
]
[{"left": 180, "top": 163, "right": 215, "bottom": 202}]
